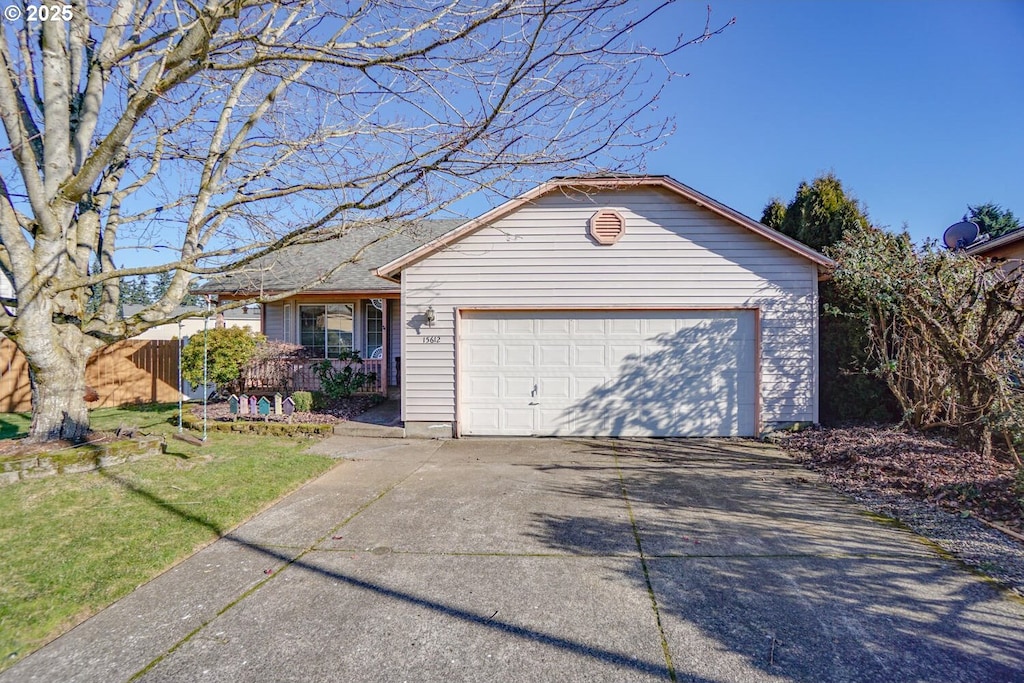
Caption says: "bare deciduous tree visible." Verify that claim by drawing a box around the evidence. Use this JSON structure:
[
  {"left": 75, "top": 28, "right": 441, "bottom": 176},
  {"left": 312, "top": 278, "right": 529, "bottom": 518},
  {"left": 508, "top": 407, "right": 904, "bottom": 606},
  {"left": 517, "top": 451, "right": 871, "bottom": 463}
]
[{"left": 0, "top": 1, "right": 732, "bottom": 441}]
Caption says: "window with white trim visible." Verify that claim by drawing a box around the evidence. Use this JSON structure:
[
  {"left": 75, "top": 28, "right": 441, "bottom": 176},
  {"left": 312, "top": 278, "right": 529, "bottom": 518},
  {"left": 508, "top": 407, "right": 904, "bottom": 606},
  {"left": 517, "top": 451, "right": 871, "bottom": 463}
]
[{"left": 299, "top": 304, "right": 353, "bottom": 358}]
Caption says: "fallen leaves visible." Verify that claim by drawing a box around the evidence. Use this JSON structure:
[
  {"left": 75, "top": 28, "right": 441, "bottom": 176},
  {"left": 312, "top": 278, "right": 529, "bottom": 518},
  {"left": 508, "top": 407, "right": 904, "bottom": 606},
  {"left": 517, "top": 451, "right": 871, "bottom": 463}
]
[{"left": 780, "top": 425, "right": 1024, "bottom": 533}]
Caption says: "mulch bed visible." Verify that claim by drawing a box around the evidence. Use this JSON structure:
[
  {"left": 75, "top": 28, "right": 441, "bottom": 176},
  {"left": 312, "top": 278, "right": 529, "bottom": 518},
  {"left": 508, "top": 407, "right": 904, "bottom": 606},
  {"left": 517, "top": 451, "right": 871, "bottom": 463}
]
[
  {"left": 779, "top": 424, "right": 1023, "bottom": 532},
  {"left": 193, "top": 395, "right": 385, "bottom": 425}
]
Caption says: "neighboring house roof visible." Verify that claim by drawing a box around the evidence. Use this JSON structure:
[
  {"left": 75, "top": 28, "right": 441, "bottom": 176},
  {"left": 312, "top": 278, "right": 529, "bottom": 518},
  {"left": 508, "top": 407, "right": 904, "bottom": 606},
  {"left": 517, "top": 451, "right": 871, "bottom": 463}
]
[
  {"left": 965, "top": 226, "right": 1024, "bottom": 257},
  {"left": 123, "top": 304, "right": 261, "bottom": 320},
  {"left": 376, "top": 175, "right": 836, "bottom": 280},
  {"left": 195, "top": 220, "right": 463, "bottom": 295}
]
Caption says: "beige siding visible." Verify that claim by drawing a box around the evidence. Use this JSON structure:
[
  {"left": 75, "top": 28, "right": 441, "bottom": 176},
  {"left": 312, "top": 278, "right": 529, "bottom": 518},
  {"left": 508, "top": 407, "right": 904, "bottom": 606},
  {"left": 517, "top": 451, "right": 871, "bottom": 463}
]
[
  {"left": 402, "top": 187, "right": 820, "bottom": 428},
  {"left": 981, "top": 241, "right": 1024, "bottom": 260},
  {"left": 264, "top": 302, "right": 285, "bottom": 342}
]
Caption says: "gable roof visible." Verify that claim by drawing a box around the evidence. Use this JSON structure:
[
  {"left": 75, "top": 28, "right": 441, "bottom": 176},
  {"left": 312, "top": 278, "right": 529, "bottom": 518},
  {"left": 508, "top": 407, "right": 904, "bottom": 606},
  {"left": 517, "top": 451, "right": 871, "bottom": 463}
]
[
  {"left": 375, "top": 175, "right": 835, "bottom": 281},
  {"left": 195, "top": 219, "right": 463, "bottom": 296},
  {"left": 965, "top": 226, "right": 1024, "bottom": 257}
]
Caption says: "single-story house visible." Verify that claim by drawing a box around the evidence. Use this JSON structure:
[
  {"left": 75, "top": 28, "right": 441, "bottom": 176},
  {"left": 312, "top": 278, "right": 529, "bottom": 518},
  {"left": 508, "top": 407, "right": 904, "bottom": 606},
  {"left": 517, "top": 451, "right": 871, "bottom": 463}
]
[
  {"left": 200, "top": 175, "right": 833, "bottom": 438},
  {"left": 197, "top": 220, "right": 463, "bottom": 393}
]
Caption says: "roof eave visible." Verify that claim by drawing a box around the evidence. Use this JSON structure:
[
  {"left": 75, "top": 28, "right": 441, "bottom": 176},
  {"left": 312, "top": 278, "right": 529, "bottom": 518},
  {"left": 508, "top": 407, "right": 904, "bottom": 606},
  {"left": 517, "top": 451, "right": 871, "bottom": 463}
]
[
  {"left": 193, "top": 287, "right": 400, "bottom": 298},
  {"left": 966, "top": 228, "right": 1024, "bottom": 256},
  {"left": 376, "top": 180, "right": 560, "bottom": 278}
]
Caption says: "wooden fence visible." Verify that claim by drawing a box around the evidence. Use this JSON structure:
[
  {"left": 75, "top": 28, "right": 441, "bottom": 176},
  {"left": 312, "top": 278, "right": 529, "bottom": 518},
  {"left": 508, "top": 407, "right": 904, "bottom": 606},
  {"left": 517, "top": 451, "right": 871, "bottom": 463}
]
[{"left": 0, "top": 338, "right": 181, "bottom": 413}]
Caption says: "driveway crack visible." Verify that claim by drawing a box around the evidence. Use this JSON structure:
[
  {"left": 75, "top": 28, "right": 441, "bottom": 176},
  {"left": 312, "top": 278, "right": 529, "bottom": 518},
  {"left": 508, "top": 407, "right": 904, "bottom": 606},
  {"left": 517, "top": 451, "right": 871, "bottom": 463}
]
[{"left": 613, "top": 443, "right": 677, "bottom": 682}]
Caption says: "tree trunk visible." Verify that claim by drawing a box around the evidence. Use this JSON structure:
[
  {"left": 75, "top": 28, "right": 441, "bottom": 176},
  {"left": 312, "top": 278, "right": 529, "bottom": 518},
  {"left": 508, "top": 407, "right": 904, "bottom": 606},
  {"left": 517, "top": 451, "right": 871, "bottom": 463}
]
[
  {"left": 27, "top": 348, "right": 92, "bottom": 443},
  {"left": 10, "top": 283, "right": 105, "bottom": 443}
]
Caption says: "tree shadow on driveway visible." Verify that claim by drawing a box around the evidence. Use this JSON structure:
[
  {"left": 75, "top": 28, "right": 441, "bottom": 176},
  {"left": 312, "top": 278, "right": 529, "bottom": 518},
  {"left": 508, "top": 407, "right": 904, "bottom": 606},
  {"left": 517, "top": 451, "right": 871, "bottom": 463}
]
[
  {"left": 524, "top": 437, "right": 1024, "bottom": 682},
  {"left": 15, "top": 439, "right": 1022, "bottom": 683},
  {"left": 85, "top": 469, "right": 685, "bottom": 682}
]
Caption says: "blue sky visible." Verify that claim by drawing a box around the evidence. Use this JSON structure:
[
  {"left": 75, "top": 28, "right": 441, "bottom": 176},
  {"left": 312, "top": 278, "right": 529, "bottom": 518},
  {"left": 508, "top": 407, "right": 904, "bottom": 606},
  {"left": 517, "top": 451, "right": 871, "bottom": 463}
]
[
  {"left": 105, "top": 0, "right": 1024, "bottom": 270},
  {"left": 635, "top": 0, "right": 1023, "bottom": 244}
]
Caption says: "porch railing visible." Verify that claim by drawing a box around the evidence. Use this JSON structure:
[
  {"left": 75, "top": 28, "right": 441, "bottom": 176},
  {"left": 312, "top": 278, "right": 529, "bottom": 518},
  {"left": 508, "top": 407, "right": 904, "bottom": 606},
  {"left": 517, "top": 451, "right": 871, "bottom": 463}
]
[{"left": 241, "top": 357, "right": 386, "bottom": 395}]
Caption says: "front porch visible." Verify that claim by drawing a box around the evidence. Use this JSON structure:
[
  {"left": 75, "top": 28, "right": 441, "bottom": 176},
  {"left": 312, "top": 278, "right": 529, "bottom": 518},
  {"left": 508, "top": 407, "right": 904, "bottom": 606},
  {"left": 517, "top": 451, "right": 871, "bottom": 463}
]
[
  {"left": 254, "top": 295, "right": 401, "bottom": 394},
  {"left": 241, "top": 356, "right": 391, "bottom": 395}
]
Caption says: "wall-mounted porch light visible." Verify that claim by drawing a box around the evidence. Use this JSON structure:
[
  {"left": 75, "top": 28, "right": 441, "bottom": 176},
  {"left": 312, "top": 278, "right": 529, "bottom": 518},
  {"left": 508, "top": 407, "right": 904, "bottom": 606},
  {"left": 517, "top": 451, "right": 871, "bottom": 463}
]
[{"left": 424, "top": 305, "right": 436, "bottom": 327}]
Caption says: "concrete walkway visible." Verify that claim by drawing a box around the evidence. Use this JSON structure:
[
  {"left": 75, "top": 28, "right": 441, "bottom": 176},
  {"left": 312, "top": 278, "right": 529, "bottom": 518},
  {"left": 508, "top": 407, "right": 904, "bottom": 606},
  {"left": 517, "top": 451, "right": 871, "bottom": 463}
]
[
  {"left": 6, "top": 437, "right": 1024, "bottom": 682},
  {"left": 330, "top": 399, "right": 405, "bottom": 438}
]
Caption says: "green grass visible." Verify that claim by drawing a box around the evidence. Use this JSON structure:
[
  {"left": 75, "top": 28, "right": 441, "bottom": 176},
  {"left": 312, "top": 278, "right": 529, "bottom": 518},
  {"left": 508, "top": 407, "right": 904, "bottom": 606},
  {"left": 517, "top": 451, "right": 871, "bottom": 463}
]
[
  {"left": 0, "top": 403, "right": 336, "bottom": 671},
  {"left": 0, "top": 414, "right": 30, "bottom": 440},
  {"left": 0, "top": 402, "right": 183, "bottom": 441}
]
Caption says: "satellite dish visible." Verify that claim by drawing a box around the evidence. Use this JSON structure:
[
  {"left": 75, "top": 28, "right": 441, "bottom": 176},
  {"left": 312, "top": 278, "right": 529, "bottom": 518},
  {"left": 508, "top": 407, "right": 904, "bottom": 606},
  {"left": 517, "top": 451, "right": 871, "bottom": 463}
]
[{"left": 943, "top": 221, "right": 980, "bottom": 250}]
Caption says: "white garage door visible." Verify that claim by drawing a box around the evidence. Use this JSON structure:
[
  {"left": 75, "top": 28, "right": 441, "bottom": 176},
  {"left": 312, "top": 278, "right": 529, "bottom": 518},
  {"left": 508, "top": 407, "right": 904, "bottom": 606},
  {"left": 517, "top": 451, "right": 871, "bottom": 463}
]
[{"left": 459, "top": 310, "right": 757, "bottom": 437}]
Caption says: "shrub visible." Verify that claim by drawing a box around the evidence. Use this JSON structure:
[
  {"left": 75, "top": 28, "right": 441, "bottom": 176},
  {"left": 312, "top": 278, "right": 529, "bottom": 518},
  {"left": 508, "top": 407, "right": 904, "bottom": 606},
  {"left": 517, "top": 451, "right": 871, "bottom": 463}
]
[
  {"left": 828, "top": 229, "right": 1024, "bottom": 459},
  {"left": 181, "top": 327, "right": 264, "bottom": 388},
  {"left": 313, "top": 350, "right": 378, "bottom": 399},
  {"left": 292, "top": 391, "right": 313, "bottom": 412}
]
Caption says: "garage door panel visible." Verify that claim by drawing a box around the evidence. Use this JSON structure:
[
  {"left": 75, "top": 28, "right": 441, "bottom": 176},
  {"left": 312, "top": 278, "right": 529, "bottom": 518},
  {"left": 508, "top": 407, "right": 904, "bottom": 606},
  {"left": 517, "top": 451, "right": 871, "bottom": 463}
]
[
  {"left": 539, "top": 344, "right": 570, "bottom": 367},
  {"left": 466, "top": 376, "right": 499, "bottom": 400},
  {"left": 644, "top": 317, "right": 678, "bottom": 335},
  {"left": 465, "top": 408, "right": 499, "bottom": 433},
  {"left": 460, "top": 310, "right": 757, "bottom": 437},
  {"left": 464, "top": 316, "right": 500, "bottom": 335},
  {"left": 502, "top": 408, "right": 535, "bottom": 433},
  {"left": 573, "top": 375, "right": 607, "bottom": 398},
  {"left": 538, "top": 408, "right": 567, "bottom": 433},
  {"left": 466, "top": 343, "right": 499, "bottom": 368},
  {"left": 575, "top": 345, "right": 605, "bottom": 366},
  {"left": 609, "top": 344, "right": 641, "bottom": 366},
  {"left": 503, "top": 318, "right": 536, "bottom": 335},
  {"left": 503, "top": 376, "right": 535, "bottom": 399},
  {"left": 610, "top": 317, "right": 643, "bottom": 335},
  {"left": 539, "top": 376, "right": 570, "bottom": 400},
  {"left": 573, "top": 318, "right": 606, "bottom": 335},
  {"left": 538, "top": 318, "right": 571, "bottom": 336},
  {"left": 502, "top": 344, "right": 535, "bottom": 366}
]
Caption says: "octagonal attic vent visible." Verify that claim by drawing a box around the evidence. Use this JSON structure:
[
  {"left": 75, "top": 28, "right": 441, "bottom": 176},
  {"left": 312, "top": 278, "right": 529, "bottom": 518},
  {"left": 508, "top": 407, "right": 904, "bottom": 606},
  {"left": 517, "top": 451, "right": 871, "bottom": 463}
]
[{"left": 589, "top": 209, "right": 625, "bottom": 245}]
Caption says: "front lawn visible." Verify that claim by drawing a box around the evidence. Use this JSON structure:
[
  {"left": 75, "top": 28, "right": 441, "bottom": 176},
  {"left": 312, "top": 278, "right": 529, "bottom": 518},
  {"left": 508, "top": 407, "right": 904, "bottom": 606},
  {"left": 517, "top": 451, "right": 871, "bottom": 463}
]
[{"left": 0, "top": 403, "right": 336, "bottom": 671}]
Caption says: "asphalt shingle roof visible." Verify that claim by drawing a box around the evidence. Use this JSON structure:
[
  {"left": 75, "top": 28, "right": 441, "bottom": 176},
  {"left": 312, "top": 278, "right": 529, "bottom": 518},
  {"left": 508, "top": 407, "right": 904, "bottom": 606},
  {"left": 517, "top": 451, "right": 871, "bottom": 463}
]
[{"left": 194, "top": 219, "right": 462, "bottom": 295}]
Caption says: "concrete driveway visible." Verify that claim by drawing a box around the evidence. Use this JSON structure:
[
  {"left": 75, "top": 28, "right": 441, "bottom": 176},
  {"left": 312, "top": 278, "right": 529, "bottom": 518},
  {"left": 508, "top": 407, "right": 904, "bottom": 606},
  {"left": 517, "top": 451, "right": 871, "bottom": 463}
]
[{"left": 6, "top": 437, "right": 1024, "bottom": 682}]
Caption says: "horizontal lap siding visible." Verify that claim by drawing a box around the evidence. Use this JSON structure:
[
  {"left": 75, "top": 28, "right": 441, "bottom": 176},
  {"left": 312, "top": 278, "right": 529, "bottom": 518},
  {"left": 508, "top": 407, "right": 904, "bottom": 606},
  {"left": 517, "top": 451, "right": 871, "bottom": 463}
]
[
  {"left": 264, "top": 303, "right": 285, "bottom": 341},
  {"left": 402, "top": 188, "right": 819, "bottom": 426}
]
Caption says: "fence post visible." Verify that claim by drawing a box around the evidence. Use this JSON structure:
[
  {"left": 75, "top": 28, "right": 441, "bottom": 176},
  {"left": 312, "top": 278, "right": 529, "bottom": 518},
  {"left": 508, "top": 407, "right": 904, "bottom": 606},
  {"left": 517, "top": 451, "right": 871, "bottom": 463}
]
[{"left": 178, "top": 323, "right": 183, "bottom": 433}]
